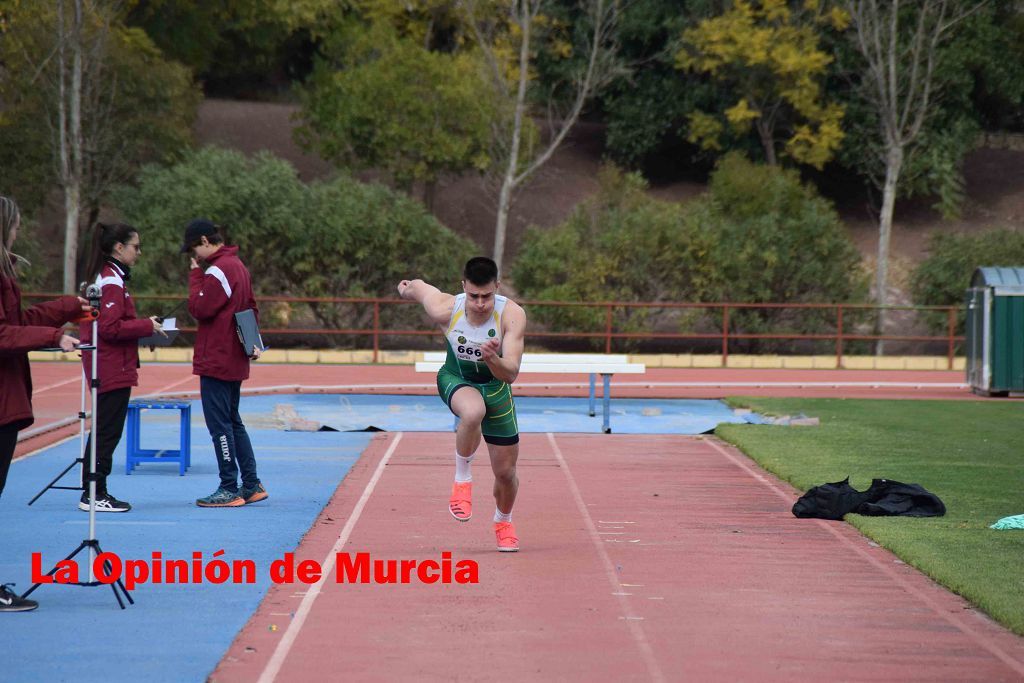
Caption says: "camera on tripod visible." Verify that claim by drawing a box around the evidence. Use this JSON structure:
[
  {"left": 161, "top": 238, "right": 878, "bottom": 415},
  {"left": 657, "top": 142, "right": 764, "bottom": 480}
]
[{"left": 73, "top": 284, "right": 101, "bottom": 324}]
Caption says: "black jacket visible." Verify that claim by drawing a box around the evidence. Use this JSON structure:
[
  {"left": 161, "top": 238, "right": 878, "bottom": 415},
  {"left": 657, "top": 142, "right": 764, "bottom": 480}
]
[{"left": 792, "top": 477, "right": 945, "bottom": 520}]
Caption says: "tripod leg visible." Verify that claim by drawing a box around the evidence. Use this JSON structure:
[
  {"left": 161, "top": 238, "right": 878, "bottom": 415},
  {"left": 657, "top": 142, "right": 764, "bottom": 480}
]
[
  {"left": 97, "top": 544, "right": 135, "bottom": 608},
  {"left": 20, "top": 541, "right": 91, "bottom": 599},
  {"left": 27, "top": 457, "right": 84, "bottom": 506}
]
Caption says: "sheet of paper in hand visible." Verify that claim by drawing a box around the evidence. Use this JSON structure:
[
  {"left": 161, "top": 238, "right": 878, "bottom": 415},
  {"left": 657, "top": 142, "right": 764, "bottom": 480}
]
[{"left": 139, "top": 317, "right": 179, "bottom": 347}]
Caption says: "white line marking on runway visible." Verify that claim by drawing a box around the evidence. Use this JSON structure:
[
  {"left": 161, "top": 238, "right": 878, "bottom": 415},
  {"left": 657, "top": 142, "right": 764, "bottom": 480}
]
[
  {"left": 548, "top": 432, "right": 665, "bottom": 683},
  {"left": 257, "top": 432, "right": 403, "bottom": 683},
  {"left": 704, "top": 437, "right": 1024, "bottom": 678}
]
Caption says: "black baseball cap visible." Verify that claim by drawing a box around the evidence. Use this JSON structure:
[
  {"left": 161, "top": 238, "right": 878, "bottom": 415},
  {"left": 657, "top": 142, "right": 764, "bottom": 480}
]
[{"left": 180, "top": 218, "right": 217, "bottom": 253}]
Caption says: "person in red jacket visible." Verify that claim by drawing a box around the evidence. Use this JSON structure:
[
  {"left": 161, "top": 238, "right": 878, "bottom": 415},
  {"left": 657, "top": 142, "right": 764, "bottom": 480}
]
[
  {"left": 182, "top": 218, "right": 267, "bottom": 508},
  {"left": 78, "top": 222, "right": 165, "bottom": 513},
  {"left": 0, "top": 195, "right": 88, "bottom": 612}
]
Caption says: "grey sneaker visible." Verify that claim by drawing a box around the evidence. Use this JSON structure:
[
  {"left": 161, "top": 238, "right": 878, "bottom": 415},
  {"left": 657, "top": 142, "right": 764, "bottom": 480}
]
[
  {"left": 195, "top": 487, "right": 244, "bottom": 508},
  {"left": 240, "top": 482, "right": 268, "bottom": 504}
]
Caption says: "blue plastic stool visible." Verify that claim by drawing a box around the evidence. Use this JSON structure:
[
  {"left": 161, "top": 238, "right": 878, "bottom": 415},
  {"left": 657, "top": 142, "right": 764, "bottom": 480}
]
[{"left": 125, "top": 400, "right": 191, "bottom": 475}]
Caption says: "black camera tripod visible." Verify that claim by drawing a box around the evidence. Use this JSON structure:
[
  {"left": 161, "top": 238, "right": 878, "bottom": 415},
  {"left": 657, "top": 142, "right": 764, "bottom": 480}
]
[{"left": 22, "top": 284, "right": 135, "bottom": 609}]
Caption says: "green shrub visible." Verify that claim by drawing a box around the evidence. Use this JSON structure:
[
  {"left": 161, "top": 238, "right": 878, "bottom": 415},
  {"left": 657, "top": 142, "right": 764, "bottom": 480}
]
[
  {"left": 513, "top": 157, "right": 867, "bottom": 353},
  {"left": 702, "top": 153, "right": 869, "bottom": 352},
  {"left": 512, "top": 166, "right": 720, "bottom": 350},
  {"left": 911, "top": 229, "right": 1024, "bottom": 333},
  {"left": 112, "top": 146, "right": 475, "bottom": 346}
]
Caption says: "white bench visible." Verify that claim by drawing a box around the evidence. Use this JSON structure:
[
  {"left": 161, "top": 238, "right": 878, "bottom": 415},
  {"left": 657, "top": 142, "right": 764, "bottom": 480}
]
[{"left": 415, "top": 352, "right": 646, "bottom": 433}]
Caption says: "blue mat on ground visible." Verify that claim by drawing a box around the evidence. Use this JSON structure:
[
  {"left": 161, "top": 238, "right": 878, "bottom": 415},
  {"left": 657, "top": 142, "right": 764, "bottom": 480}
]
[
  {"left": 263, "top": 393, "right": 762, "bottom": 434},
  {"left": 2, "top": 416, "right": 371, "bottom": 683}
]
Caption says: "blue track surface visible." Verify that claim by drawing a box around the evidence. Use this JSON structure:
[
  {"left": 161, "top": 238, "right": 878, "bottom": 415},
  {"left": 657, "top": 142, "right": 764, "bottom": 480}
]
[
  {"left": 268, "top": 393, "right": 761, "bottom": 434},
  {"left": 3, "top": 409, "right": 371, "bottom": 683},
  {"left": 1, "top": 394, "right": 756, "bottom": 682}
]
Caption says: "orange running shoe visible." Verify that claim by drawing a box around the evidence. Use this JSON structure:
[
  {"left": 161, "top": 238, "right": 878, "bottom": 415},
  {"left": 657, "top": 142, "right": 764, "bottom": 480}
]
[
  {"left": 449, "top": 481, "right": 472, "bottom": 522},
  {"left": 494, "top": 521, "right": 519, "bottom": 552}
]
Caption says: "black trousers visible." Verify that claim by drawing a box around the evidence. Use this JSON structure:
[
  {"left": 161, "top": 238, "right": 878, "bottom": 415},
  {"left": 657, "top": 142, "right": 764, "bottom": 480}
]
[
  {"left": 80, "top": 387, "right": 132, "bottom": 493},
  {"left": 0, "top": 422, "right": 20, "bottom": 498}
]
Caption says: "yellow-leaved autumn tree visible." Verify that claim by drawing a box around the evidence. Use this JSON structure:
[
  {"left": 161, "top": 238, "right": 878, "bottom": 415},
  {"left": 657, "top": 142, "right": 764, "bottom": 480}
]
[{"left": 677, "top": 0, "right": 848, "bottom": 169}]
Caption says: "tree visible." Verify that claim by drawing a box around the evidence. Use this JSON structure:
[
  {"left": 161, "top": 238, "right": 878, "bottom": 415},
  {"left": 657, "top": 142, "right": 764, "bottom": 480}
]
[
  {"left": 55, "top": 0, "right": 86, "bottom": 295},
  {"left": 598, "top": 0, "right": 717, "bottom": 173},
  {"left": 459, "top": 0, "right": 621, "bottom": 273},
  {"left": 0, "top": 1, "right": 199, "bottom": 292},
  {"left": 676, "top": 0, "right": 849, "bottom": 169},
  {"left": 843, "top": 0, "right": 985, "bottom": 352},
  {"left": 700, "top": 152, "right": 868, "bottom": 351},
  {"left": 125, "top": 0, "right": 336, "bottom": 93},
  {"left": 512, "top": 157, "right": 866, "bottom": 353},
  {"left": 512, "top": 165, "right": 720, "bottom": 349},
  {"left": 113, "top": 147, "right": 476, "bottom": 341},
  {"left": 911, "top": 229, "right": 1024, "bottom": 334},
  {"left": 296, "top": 25, "right": 495, "bottom": 208}
]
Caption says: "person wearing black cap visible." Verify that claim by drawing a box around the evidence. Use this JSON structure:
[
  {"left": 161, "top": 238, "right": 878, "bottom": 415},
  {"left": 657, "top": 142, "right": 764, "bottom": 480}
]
[{"left": 182, "top": 219, "right": 267, "bottom": 508}]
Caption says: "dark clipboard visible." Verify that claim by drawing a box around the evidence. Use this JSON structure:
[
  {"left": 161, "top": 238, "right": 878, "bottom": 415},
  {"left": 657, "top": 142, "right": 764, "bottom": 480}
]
[
  {"left": 234, "top": 308, "right": 265, "bottom": 356},
  {"left": 138, "top": 329, "right": 179, "bottom": 347}
]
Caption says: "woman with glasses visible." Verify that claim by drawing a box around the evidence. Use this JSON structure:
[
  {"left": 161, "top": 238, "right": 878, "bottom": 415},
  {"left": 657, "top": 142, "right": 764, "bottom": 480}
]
[{"left": 78, "top": 222, "right": 164, "bottom": 513}]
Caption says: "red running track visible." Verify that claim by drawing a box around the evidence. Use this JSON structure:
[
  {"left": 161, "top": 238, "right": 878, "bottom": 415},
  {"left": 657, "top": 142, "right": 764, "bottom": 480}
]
[
  {"left": 17, "top": 361, "right": 1024, "bottom": 680},
  {"left": 210, "top": 432, "right": 1024, "bottom": 682}
]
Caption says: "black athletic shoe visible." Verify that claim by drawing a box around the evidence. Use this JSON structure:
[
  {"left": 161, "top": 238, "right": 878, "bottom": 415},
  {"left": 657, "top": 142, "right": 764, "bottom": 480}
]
[
  {"left": 0, "top": 584, "right": 38, "bottom": 612},
  {"left": 78, "top": 492, "right": 131, "bottom": 513}
]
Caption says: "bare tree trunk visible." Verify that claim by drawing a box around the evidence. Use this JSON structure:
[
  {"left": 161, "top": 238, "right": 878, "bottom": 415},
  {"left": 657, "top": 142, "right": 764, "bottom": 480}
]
[
  {"left": 59, "top": 0, "right": 84, "bottom": 294},
  {"left": 494, "top": 179, "right": 515, "bottom": 273},
  {"left": 873, "top": 144, "right": 903, "bottom": 355},
  {"left": 464, "top": 0, "right": 616, "bottom": 273},
  {"left": 756, "top": 120, "right": 777, "bottom": 166},
  {"left": 492, "top": 1, "right": 533, "bottom": 274},
  {"left": 422, "top": 180, "right": 437, "bottom": 213},
  {"left": 847, "top": 0, "right": 984, "bottom": 355}
]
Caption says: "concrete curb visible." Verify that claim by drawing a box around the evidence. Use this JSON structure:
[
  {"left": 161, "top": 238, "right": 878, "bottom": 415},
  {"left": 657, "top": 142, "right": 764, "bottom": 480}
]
[{"left": 28, "top": 349, "right": 966, "bottom": 371}]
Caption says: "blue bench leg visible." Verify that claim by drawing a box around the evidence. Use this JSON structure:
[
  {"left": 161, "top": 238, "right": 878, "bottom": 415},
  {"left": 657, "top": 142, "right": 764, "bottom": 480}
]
[
  {"left": 602, "top": 374, "right": 612, "bottom": 434},
  {"left": 125, "top": 407, "right": 138, "bottom": 474},
  {"left": 179, "top": 407, "right": 188, "bottom": 476},
  {"left": 589, "top": 374, "right": 596, "bottom": 417}
]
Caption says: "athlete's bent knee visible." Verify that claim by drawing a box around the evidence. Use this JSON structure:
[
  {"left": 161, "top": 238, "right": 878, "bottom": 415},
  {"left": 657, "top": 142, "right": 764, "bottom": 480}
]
[{"left": 494, "top": 466, "right": 517, "bottom": 486}]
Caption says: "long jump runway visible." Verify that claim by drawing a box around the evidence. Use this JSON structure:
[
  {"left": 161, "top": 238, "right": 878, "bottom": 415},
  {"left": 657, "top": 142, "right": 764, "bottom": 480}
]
[{"left": 213, "top": 432, "right": 1024, "bottom": 682}]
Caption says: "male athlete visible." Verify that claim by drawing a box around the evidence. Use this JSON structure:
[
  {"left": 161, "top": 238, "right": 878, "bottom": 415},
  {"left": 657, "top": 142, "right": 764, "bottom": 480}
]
[{"left": 397, "top": 257, "right": 526, "bottom": 552}]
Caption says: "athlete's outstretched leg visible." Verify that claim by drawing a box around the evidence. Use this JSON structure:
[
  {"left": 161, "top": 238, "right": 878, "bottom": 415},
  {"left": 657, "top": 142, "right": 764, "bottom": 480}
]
[
  {"left": 488, "top": 441, "right": 520, "bottom": 552},
  {"left": 447, "top": 387, "right": 485, "bottom": 522},
  {"left": 450, "top": 387, "right": 484, "bottom": 458}
]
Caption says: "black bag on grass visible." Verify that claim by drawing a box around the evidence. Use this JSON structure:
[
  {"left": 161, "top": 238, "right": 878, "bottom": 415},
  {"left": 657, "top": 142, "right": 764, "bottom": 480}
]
[
  {"left": 792, "top": 477, "right": 945, "bottom": 519},
  {"left": 855, "top": 479, "right": 946, "bottom": 517},
  {"left": 791, "top": 477, "right": 871, "bottom": 520}
]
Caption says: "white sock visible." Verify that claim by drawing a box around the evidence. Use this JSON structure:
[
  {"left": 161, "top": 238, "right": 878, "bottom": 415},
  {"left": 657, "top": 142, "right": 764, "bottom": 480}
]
[
  {"left": 454, "top": 452, "right": 474, "bottom": 482},
  {"left": 494, "top": 509, "right": 512, "bottom": 523}
]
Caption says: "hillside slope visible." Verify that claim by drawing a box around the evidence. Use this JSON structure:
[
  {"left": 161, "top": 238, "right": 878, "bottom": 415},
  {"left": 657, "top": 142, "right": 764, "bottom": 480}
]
[{"left": 196, "top": 99, "right": 1023, "bottom": 289}]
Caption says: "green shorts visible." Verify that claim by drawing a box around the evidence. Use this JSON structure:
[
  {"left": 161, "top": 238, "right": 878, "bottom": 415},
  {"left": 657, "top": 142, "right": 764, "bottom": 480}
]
[{"left": 436, "top": 368, "right": 519, "bottom": 445}]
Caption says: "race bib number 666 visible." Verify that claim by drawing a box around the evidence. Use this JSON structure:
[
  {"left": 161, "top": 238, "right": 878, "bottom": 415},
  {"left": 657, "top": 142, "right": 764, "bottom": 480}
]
[{"left": 456, "top": 344, "right": 482, "bottom": 359}]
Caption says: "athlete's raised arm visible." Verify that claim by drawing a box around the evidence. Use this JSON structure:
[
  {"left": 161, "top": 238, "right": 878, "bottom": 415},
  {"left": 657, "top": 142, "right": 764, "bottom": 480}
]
[{"left": 397, "top": 279, "right": 455, "bottom": 326}]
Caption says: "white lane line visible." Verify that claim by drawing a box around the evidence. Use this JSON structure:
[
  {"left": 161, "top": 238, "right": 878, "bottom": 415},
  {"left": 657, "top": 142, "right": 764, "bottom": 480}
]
[
  {"left": 704, "top": 437, "right": 1024, "bottom": 678},
  {"left": 257, "top": 432, "right": 403, "bottom": 683},
  {"left": 34, "top": 375, "right": 82, "bottom": 394},
  {"left": 547, "top": 432, "right": 665, "bottom": 683},
  {"left": 63, "top": 521, "right": 176, "bottom": 526}
]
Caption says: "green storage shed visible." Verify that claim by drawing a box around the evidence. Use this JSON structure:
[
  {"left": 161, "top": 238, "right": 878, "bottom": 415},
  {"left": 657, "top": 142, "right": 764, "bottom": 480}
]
[{"left": 965, "top": 267, "right": 1024, "bottom": 396}]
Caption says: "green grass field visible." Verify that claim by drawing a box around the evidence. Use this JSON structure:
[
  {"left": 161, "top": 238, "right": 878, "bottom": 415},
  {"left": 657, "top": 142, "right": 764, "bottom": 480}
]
[{"left": 716, "top": 397, "right": 1024, "bottom": 635}]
